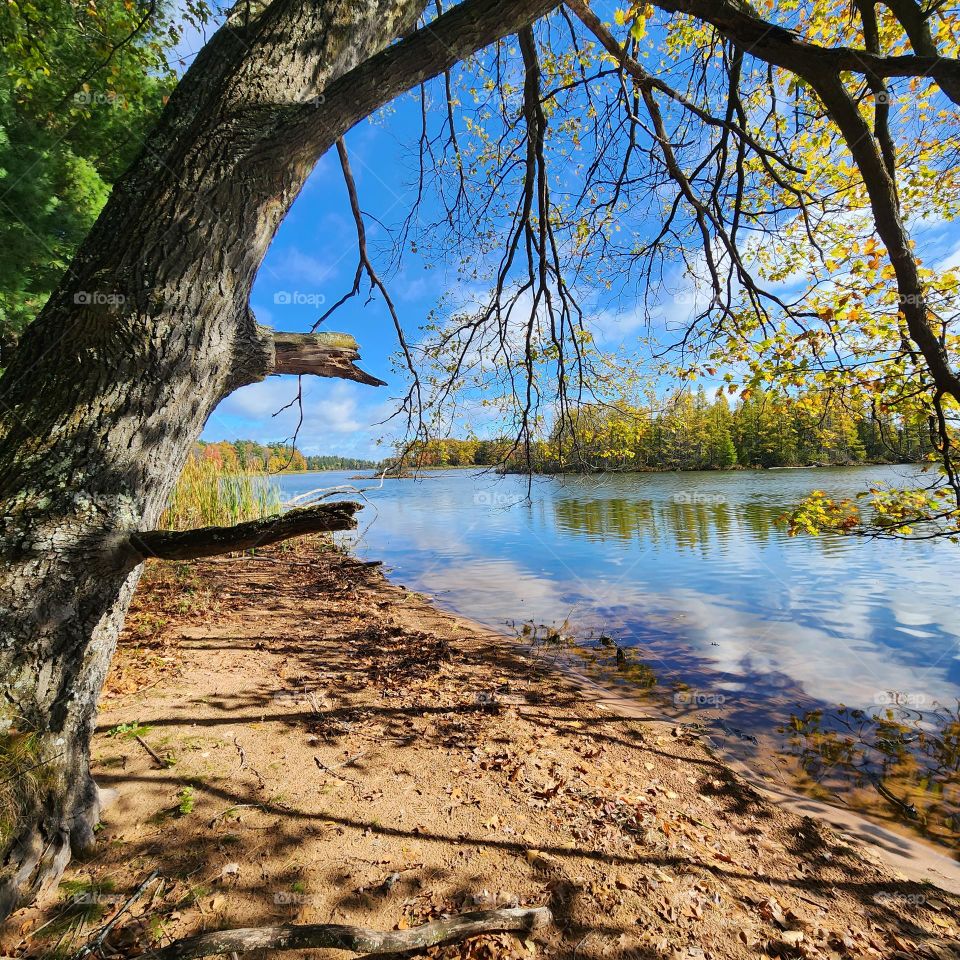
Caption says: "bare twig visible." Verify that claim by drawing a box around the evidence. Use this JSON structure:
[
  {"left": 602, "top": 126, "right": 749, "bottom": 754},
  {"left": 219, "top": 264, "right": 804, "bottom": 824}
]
[
  {"left": 313, "top": 751, "right": 366, "bottom": 786},
  {"left": 135, "top": 735, "right": 167, "bottom": 769},
  {"left": 71, "top": 870, "right": 161, "bottom": 960}
]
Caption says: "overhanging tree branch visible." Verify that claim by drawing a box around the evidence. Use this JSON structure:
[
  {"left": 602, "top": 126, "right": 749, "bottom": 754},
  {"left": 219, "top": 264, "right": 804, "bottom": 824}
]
[
  {"left": 567, "top": 0, "right": 960, "bottom": 406},
  {"left": 566, "top": 0, "right": 802, "bottom": 175},
  {"left": 130, "top": 502, "right": 361, "bottom": 561},
  {"left": 799, "top": 69, "right": 960, "bottom": 404},
  {"left": 297, "top": 0, "right": 561, "bottom": 152},
  {"left": 649, "top": 0, "right": 960, "bottom": 104}
]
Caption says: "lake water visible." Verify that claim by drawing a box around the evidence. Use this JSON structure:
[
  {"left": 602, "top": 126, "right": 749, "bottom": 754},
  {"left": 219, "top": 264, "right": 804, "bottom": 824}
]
[{"left": 274, "top": 465, "right": 960, "bottom": 851}]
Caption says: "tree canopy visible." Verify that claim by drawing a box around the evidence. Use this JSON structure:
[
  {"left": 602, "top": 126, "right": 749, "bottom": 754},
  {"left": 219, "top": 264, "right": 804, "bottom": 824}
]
[
  {"left": 405, "top": 385, "right": 933, "bottom": 471},
  {"left": 197, "top": 439, "right": 381, "bottom": 472},
  {"left": 0, "top": 0, "right": 207, "bottom": 354}
]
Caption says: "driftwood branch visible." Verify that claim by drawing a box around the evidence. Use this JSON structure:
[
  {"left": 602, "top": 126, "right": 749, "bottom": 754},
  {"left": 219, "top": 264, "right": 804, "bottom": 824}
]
[
  {"left": 130, "top": 502, "right": 361, "bottom": 561},
  {"left": 144, "top": 906, "right": 552, "bottom": 960},
  {"left": 265, "top": 328, "right": 386, "bottom": 386}
]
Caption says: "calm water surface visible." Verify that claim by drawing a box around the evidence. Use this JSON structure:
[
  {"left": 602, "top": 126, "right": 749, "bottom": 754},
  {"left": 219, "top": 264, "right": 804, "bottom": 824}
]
[{"left": 275, "top": 465, "right": 960, "bottom": 850}]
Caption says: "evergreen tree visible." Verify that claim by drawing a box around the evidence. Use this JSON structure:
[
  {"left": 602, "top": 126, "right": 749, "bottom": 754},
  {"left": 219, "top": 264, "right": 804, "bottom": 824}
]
[
  {"left": 0, "top": 0, "right": 205, "bottom": 354},
  {"left": 705, "top": 394, "right": 737, "bottom": 468}
]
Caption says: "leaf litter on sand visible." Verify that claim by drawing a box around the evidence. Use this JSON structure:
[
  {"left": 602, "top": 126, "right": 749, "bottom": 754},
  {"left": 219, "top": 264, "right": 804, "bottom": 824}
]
[{"left": 9, "top": 538, "right": 960, "bottom": 960}]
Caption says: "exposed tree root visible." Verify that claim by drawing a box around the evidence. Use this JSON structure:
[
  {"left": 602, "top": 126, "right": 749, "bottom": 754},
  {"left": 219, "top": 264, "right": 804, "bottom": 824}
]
[{"left": 0, "top": 765, "right": 101, "bottom": 921}]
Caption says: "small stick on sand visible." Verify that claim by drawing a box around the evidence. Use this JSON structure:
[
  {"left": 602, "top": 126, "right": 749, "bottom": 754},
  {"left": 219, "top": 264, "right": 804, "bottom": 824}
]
[{"left": 135, "top": 735, "right": 167, "bottom": 769}]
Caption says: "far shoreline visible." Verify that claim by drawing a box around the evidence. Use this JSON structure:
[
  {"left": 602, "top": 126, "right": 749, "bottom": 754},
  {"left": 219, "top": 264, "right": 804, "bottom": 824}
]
[{"left": 324, "top": 461, "right": 925, "bottom": 481}]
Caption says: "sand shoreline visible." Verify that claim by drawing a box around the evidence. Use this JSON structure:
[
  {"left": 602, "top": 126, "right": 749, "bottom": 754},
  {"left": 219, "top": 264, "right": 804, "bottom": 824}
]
[
  {"left": 400, "top": 593, "right": 960, "bottom": 895},
  {"left": 554, "top": 667, "right": 960, "bottom": 895},
  {"left": 429, "top": 604, "right": 960, "bottom": 897},
  {"left": 7, "top": 539, "right": 959, "bottom": 959}
]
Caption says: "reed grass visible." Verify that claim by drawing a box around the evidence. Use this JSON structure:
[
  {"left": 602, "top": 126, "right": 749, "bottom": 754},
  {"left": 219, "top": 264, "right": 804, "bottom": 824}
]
[
  {"left": 0, "top": 729, "right": 55, "bottom": 846},
  {"left": 159, "top": 455, "right": 283, "bottom": 530}
]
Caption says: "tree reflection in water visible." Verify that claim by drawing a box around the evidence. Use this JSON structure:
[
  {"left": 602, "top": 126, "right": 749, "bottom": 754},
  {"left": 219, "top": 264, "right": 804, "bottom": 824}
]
[{"left": 782, "top": 699, "right": 960, "bottom": 850}]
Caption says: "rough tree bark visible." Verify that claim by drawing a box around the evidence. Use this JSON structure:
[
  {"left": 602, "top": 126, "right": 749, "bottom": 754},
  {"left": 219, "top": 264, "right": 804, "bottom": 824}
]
[{"left": 0, "top": 0, "right": 557, "bottom": 919}]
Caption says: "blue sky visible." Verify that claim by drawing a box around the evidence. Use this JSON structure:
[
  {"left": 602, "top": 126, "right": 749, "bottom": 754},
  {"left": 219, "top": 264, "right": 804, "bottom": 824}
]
[
  {"left": 197, "top": 93, "right": 678, "bottom": 459},
  {"left": 169, "top": 4, "right": 441, "bottom": 459},
  {"left": 185, "top": 6, "right": 960, "bottom": 461},
  {"left": 201, "top": 102, "right": 442, "bottom": 459},
  {"left": 188, "top": 10, "right": 661, "bottom": 461}
]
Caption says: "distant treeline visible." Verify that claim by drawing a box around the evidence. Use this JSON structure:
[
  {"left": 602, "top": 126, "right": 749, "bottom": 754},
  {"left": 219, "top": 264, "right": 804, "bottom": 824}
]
[
  {"left": 196, "top": 440, "right": 381, "bottom": 472},
  {"left": 404, "top": 388, "right": 934, "bottom": 472}
]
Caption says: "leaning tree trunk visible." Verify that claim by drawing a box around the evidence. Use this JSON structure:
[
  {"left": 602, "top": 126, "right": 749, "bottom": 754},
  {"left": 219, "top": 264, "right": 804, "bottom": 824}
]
[{"left": 0, "top": 0, "right": 557, "bottom": 919}]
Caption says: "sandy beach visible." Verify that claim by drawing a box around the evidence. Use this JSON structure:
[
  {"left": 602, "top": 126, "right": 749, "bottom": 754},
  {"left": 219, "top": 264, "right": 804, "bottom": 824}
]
[{"left": 7, "top": 538, "right": 960, "bottom": 959}]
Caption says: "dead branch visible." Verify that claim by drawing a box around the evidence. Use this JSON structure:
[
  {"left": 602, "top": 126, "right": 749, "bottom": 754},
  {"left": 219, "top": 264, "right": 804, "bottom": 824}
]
[
  {"left": 130, "top": 503, "right": 361, "bottom": 561},
  {"left": 143, "top": 906, "right": 552, "bottom": 960},
  {"left": 72, "top": 870, "right": 161, "bottom": 960},
  {"left": 267, "top": 330, "right": 385, "bottom": 386}
]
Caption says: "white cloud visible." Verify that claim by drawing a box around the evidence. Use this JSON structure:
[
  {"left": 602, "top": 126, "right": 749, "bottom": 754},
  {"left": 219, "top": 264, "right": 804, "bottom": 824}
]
[
  {"left": 935, "top": 237, "right": 960, "bottom": 273},
  {"left": 204, "top": 378, "right": 395, "bottom": 457},
  {"left": 590, "top": 304, "right": 649, "bottom": 345},
  {"left": 266, "top": 248, "right": 335, "bottom": 287},
  {"left": 215, "top": 378, "right": 299, "bottom": 420}
]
